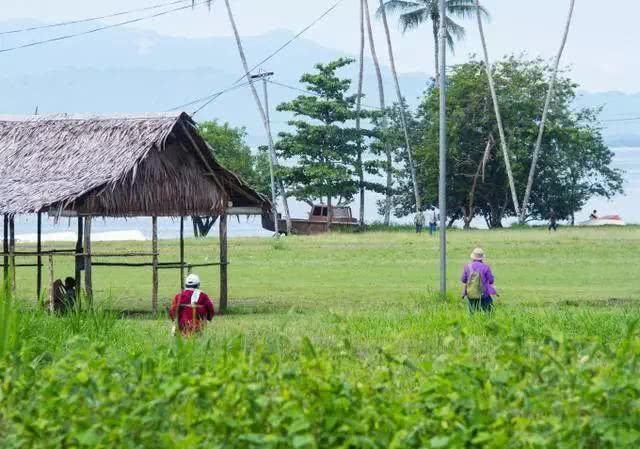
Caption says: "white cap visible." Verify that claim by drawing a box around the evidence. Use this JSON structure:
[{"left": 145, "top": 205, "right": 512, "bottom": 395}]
[{"left": 185, "top": 273, "right": 201, "bottom": 288}]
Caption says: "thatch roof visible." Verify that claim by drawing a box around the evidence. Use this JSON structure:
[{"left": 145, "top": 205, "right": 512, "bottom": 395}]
[{"left": 0, "top": 112, "right": 268, "bottom": 217}]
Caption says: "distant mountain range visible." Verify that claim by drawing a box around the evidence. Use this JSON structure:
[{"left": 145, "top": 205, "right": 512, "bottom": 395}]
[{"left": 0, "top": 19, "right": 638, "bottom": 147}]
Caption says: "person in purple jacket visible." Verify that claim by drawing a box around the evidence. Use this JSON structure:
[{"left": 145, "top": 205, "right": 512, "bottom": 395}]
[{"left": 461, "top": 248, "right": 497, "bottom": 313}]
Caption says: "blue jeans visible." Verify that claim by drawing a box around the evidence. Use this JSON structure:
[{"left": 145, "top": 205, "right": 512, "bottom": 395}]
[
  {"left": 429, "top": 223, "right": 437, "bottom": 235},
  {"left": 468, "top": 295, "right": 493, "bottom": 313}
]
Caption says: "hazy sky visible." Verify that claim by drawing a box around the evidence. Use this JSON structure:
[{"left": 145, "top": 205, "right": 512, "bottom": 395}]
[{"left": 1, "top": 0, "right": 637, "bottom": 93}]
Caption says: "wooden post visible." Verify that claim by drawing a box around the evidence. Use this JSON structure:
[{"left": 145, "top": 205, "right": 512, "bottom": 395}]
[
  {"left": 75, "top": 216, "right": 83, "bottom": 307},
  {"left": 2, "top": 215, "right": 8, "bottom": 284},
  {"left": 83, "top": 216, "right": 92, "bottom": 305},
  {"left": 219, "top": 214, "right": 228, "bottom": 312},
  {"left": 48, "top": 254, "right": 55, "bottom": 313},
  {"left": 36, "top": 212, "right": 42, "bottom": 300},
  {"left": 152, "top": 216, "right": 158, "bottom": 315},
  {"left": 179, "top": 216, "right": 185, "bottom": 290},
  {"left": 9, "top": 216, "right": 15, "bottom": 294}
]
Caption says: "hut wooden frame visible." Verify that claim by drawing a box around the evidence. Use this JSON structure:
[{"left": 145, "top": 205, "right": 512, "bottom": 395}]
[{"left": 0, "top": 112, "right": 270, "bottom": 313}]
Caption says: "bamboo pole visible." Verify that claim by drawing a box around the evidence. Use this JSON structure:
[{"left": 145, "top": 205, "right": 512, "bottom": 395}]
[
  {"left": 179, "top": 216, "right": 185, "bottom": 290},
  {"left": 48, "top": 253, "right": 55, "bottom": 313},
  {"left": 152, "top": 216, "right": 158, "bottom": 315},
  {"left": 2, "top": 215, "right": 8, "bottom": 284},
  {"left": 9, "top": 216, "right": 15, "bottom": 294},
  {"left": 36, "top": 212, "right": 42, "bottom": 300},
  {"left": 75, "top": 216, "right": 83, "bottom": 306},
  {"left": 219, "top": 214, "right": 228, "bottom": 312},
  {"left": 83, "top": 216, "right": 92, "bottom": 305}
]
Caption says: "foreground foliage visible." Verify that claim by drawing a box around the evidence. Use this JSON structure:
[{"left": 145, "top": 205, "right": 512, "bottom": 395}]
[{"left": 1, "top": 295, "right": 640, "bottom": 448}]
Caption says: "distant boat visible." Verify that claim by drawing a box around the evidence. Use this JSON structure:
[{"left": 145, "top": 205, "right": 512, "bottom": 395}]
[{"left": 579, "top": 215, "right": 626, "bottom": 226}]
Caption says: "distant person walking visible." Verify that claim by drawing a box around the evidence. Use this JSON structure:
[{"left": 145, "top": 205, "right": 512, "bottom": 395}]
[
  {"left": 548, "top": 208, "right": 558, "bottom": 231},
  {"left": 428, "top": 207, "right": 438, "bottom": 236},
  {"left": 169, "top": 274, "right": 215, "bottom": 336},
  {"left": 461, "top": 248, "right": 497, "bottom": 313},
  {"left": 414, "top": 211, "right": 425, "bottom": 234}
]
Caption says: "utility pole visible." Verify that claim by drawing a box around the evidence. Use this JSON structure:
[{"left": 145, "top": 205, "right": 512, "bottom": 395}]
[
  {"left": 251, "top": 71, "right": 281, "bottom": 236},
  {"left": 438, "top": 0, "right": 448, "bottom": 296}
]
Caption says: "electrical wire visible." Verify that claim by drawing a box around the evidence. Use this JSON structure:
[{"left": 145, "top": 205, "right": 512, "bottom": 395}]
[
  {"left": 179, "top": 0, "right": 346, "bottom": 116},
  {"left": 230, "top": 0, "right": 346, "bottom": 86},
  {"left": 267, "top": 79, "right": 383, "bottom": 111},
  {"left": 0, "top": 0, "right": 191, "bottom": 36},
  {"left": 0, "top": 0, "right": 210, "bottom": 54},
  {"left": 165, "top": 80, "right": 252, "bottom": 113}
]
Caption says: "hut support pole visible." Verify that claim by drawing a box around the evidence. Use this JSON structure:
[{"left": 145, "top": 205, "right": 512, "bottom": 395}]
[
  {"left": 36, "top": 213, "right": 42, "bottom": 300},
  {"left": 75, "top": 216, "right": 83, "bottom": 308},
  {"left": 219, "top": 214, "right": 228, "bottom": 312},
  {"left": 2, "top": 214, "right": 8, "bottom": 287},
  {"left": 48, "top": 254, "right": 54, "bottom": 313},
  {"left": 152, "top": 217, "right": 158, "bottom": 315},
  {"left": 9, "top": 216, "right": 15, "bottom": 294},
  {"left": 179, "top": 217, "right": 185, "bottom": 290},
  {"left": 84, "top": 216, "right": 93, "bottom": 306}
]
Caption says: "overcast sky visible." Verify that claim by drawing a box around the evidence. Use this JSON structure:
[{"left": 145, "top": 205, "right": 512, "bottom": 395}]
[{"left": 1, "top": 0, "right": 637, "bottom": 93}]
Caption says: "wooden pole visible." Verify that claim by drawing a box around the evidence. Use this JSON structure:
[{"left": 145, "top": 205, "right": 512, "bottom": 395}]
[
  {"left": 2, "top": 215, "right": 8, "bottom": 284},
  {"left": 219, "top": 214, "right": 228, "bottom": 312},
  {"left": 36, "top": 213, "right": 42, "bottom": 300},
  {"left": 83, "top": 216, "right": 92, "bottom": 305},
  {"left": 48, "top": 254, "right": 55, "bottom": 313},
  {"left": 75, "top": 216, "right": 83, "bottom": 307},
  {"left": 179, "top": 216, "right": 185, "bottom": 290},
  {"left": 9, "top": 216, "right": 15, "bottom": 294},
  {"left": 152, "top": 216, "right": 158, "bottom": 315}
]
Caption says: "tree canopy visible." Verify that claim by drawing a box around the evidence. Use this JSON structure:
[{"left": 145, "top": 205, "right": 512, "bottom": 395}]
[{"left": 391, "top": 56, "right": 623, "bottom": 227}]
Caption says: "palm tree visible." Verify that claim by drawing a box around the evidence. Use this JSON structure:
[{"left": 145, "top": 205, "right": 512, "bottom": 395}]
[
  {"left": 363, "top": 0, "right": 393, "bottom": 225},
  {"left": 474, "top": 0, "right": 520, "bottom": 218},
  {"left": 520, "top": 0, "right": 576, "bottom": 224},
  {"left": 378, "top": 0, "right": 486, "bottom": 82},
  {"left": 223, "top": 0, "right": 291, "bottom": 232},
  {"left": 356, "top": 0, "right": 367, "bottom": 226},
  {"left": 377, "top": 0, "right": 422, "bottom": 215}
]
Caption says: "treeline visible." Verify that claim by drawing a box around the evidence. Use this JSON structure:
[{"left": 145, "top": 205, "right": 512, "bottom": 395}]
[{"left": 201, "top": 55, "right": 623, "bottom": 228}]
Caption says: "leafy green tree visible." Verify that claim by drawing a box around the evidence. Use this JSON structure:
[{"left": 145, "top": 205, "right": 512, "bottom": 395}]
[
  {"left": 198, "top": 120, "right": 271, "bottom": 198},
  {"left": 276, "top": 58, "right": 379, "bottom": 224},
  {"left": 396, "top": 56, "right": 623, "bottom": 228},
  {"left": 378, "top": 0, "right": 487, "bottom": 82},
  {"left": 194, "top": 121, "right": 272, "bottom": 237}
]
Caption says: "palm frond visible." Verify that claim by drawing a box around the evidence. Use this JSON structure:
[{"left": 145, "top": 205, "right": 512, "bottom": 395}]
[
  {"left": 399, "top": 8, "right": 430, "bottom": 32},
  {"left": 377, "top": 0, "right": 423, "bottom": 16}
]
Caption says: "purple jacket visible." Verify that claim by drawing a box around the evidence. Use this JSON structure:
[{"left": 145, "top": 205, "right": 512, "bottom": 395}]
[{"left": 461, "top": 261, "right": 497, "bottom": 296}]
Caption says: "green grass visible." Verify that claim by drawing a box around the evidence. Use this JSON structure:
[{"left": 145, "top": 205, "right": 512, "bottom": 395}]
[{"left": 2, "top": 227, "right": 640, "bottom": 448}]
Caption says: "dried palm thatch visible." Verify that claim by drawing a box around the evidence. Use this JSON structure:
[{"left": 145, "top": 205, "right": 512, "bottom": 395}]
[{"left": 0, "top": 112, "right": 268, "bottom": 217}]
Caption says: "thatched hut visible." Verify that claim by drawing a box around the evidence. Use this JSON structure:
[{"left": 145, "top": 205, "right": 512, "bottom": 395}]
[{"left": 0, "top": 112, "right": 270, "bottom": 312}]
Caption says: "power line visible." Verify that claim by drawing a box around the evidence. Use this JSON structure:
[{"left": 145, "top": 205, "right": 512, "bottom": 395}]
[
  {"left": 230, "top": 0, "right": 346, "bottom": 86},
  {"left": 167, "top": 81, "right": 251, "bottom": 112},
  {"left": 181, "top": 0, "right": 346, "bottom": 116},
  {"left": 0, "top": 0, "right": 191, "bottom": 36},
  {"left": 267, "top": 79, "right": 383, "bottom": 111},
  {"left": 0, "top": 0, "right": 210, "bottom": 54},
  {"left": 602, "top": 116, "right": 640, "bottom": 123}
]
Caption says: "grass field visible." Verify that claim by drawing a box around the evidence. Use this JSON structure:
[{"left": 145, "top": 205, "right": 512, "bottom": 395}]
[{"left": 2, "top": 227, "right": 640, "bottom": 448}]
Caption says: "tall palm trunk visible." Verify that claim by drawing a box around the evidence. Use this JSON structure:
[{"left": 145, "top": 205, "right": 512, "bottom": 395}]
[
  {"left": 432, "top": 21, "right": 440, "bottom": 84},
  {"left": 475, "top": 0, "right": 520, "bottom": 218},
  {"left": 378, "top": 0, "right": 421, "bottom": 214},
  {"left": 223, "top": 0, "right": 291, "bottom": 232},
  {"left": 356, "top": 0, "right": 366, "bottom": 226},
  {"left": 363, "top": 0, "right": 392, "bottom": 226},
  {"left": 520, "top": 0, "right": 576, "bottom": 224}
]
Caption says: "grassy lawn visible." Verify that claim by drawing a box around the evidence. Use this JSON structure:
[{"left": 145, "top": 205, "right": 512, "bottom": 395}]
[{"left": 2, "top": 226, "right": 640, "bottom": 448}]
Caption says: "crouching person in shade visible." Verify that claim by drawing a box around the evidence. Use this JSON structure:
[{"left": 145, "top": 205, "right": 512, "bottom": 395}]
[
  {"left": 169, "top": 274, "right": 215, "bottom": 336},
  {"left": 461, "top": 248, "right": 497, "bottom": 313}
]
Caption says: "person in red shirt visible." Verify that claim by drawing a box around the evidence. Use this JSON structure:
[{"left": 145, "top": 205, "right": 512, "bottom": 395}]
[{"left": 169, "top": 274, "right": 215, "bottom": 336}]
